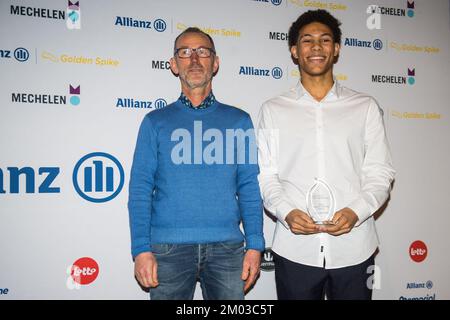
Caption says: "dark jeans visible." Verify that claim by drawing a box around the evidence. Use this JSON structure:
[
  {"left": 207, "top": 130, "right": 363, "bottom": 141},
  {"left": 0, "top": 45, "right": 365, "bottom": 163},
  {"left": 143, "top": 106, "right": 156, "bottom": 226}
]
[
  {"left": 150, "top": 241, "right": 245, "bottom": 300},
  {"left": 273, "top": 252, "right": 375, "bottom": 300}
]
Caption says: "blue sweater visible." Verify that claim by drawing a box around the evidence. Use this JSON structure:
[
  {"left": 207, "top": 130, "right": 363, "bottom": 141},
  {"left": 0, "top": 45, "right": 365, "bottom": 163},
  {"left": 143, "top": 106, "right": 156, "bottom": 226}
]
[{"left": 128, "top": 99, "right": 264, "bottom": 258}]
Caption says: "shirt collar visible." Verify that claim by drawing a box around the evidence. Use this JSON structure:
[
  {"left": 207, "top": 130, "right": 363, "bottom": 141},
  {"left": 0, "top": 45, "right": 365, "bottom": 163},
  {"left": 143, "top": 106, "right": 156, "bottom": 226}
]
[
  {"left": 179, "top": 91, "right": 216, "bottom": 110},
  {"left": 294, "top": 77, "right": 342, "bottom": 100}
]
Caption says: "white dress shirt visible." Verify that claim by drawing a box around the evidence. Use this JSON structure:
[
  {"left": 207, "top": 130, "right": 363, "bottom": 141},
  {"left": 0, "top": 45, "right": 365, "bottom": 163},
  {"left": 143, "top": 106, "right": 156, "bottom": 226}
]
[{"left": 257, "top": 81, "right": 395, "bottom": 269}]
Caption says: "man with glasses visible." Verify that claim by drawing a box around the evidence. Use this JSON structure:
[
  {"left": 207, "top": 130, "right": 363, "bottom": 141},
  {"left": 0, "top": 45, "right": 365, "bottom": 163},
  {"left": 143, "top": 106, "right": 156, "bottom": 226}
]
[{"left": 128, "top": 27, "right": 264, "bottom": 300}]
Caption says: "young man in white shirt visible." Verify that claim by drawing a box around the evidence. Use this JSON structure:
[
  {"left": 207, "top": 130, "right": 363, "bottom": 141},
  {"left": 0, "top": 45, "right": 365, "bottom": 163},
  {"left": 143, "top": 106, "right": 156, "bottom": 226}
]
[{"left": 257, "top": 9, "right": 395, "bottom": 299}]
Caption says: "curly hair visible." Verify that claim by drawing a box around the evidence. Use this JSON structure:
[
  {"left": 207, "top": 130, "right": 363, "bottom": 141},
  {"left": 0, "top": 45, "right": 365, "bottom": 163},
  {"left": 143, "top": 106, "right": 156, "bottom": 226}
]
[{"left": 288, "top": 9, "right": 342, "bottom": 48}]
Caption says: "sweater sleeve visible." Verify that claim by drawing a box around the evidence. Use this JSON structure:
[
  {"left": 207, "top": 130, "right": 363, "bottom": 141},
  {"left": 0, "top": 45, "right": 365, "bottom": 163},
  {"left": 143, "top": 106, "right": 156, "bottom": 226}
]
[
  {"left": 236, "top": 114, "right": 265, "bottom": 252},
  {"left": 128, "top": 115, "right": 158, "bottom": 259}
]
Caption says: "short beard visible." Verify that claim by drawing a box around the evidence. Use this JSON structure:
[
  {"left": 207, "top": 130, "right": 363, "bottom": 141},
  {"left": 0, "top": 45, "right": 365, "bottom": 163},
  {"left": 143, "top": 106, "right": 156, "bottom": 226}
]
[{"left": 180, "top": 73, "right": 213, "bottom": 89}]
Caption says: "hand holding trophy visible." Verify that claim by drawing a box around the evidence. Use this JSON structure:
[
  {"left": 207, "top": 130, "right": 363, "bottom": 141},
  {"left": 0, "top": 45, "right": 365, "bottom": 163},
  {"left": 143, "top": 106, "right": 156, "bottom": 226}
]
[{"left": 306, "top": 178, "right": 336, "bottom": 225}]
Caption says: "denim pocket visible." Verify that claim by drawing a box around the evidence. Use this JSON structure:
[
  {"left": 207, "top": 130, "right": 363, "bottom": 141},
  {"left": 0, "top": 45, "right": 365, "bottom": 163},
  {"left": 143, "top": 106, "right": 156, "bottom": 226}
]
[
  {"left": 218, "top": 241, "right": 245, "bottom": 252},
  {"left": 151, "top": 243, "right": 176, "bottom": 256}
]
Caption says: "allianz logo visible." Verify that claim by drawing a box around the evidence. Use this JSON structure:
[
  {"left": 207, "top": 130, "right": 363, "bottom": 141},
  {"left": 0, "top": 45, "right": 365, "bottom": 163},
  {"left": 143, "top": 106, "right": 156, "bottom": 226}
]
[
  {"left": 344, "top": 37, "right": 383, "bottom": 50},
  {"left": 253, "top": 0, "right": 282, "bottom": 5},
  {"left": 0, "top": 47, "right": 29, "bottom": 62},
  {"left": 239, "top": 66, "right": 283, "bottom": 79},
  {"left": 406, "top": 280, "right": 433, "bottom": 289},
  {"left": 116, "top": 98, "right": 167, "bottom": 109},
  {"left": 114, "top": 16, "right": 166, "bottom": 32},
  {"left": 1, "top": 152, "right": 124, "bottom": 203}
]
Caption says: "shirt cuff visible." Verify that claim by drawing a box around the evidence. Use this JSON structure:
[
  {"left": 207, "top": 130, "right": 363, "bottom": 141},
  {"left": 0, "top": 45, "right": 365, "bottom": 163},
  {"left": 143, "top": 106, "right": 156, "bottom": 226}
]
[
  {"left": 347, "top": 197, "right": 371, "bottom": 227},
  {"left": 276, "top": 201, "right": 297, "bottom": 230}
]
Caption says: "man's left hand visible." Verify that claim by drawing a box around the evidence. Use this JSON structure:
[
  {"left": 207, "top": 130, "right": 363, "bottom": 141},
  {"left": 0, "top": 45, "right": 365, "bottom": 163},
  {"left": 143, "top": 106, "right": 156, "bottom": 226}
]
[
  {"left": 241, "top": 249, "right": 261, "bottom": 293},
  {"left": 318, "top": 207, "right": 359, "bottom": 236}
]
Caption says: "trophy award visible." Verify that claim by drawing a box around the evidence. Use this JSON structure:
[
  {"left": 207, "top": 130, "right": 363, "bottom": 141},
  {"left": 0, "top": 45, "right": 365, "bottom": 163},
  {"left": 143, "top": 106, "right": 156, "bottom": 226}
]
[{"left": 306, "top": 178, "right": 336, "bottom": 225}]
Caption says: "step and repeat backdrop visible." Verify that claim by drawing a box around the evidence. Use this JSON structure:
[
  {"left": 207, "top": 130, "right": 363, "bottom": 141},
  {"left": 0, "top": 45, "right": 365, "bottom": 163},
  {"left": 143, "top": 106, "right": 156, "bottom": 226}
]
[{"left": 1, "top": 0, "right": 449, "bottom": 300}]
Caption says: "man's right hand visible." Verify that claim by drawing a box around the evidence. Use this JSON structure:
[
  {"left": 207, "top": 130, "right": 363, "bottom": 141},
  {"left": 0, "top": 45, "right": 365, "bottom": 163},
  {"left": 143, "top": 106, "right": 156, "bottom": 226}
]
[
  {"left": 285, "top": 209, "right": 320, "bottom": 235},
  {"left": 134, "top": 252, "right": 159, "bottom": 288}
]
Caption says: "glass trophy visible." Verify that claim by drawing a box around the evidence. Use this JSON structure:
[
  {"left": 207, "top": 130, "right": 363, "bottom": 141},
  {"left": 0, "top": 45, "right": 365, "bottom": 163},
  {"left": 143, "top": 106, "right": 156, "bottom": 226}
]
[{"left": 306, "top": 178, "right": 336, "bottom": 225}]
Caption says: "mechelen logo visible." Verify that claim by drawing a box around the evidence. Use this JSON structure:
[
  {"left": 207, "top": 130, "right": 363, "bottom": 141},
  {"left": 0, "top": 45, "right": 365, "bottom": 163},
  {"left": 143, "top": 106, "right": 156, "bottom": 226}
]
[
  {"left": 66, "top": 1, "right": 80, "bottom": 30},
  {"left": 66, "top": 257, "right": 99, "bottom": 289},
  {"left": 344, "top": 38, "right": 383, "bottom": 51},
  {"left": 10, "top": 2, "right": 83, "bottom": 28},
  {"left": 239, "top": 66, "right": 283, "bottom": 79},
  {"left": 152, "top": 59, "right": 170, "bottom": 70},
  {"left": 11, "top": 84, "right": 81, "bottom": 106},
  {"left": 73, "top": 152, "right": 124, "bottom": 203},
  {"left": 409, "top": 240, "right": 427, "bottom": 263},
  {"left": 10, "top": 4, "right": 65, "bottom": 20},
  {"left": 371, "top": 68, "right": 415, "bottom": 85},
  {"left": 407, "top": 68, "right": 416, "bottom": 84},
  {"left": 269, "top": 31, "right": 288, "bottom": 41},
  {"left": 116, "top": 97, "right": 167, "bottom": 110},
  {"left": 69, "top": 85, "right": 80, "bottom": 105},
  {"left": 1, "top": 47, "right": 30, "bottom": 62},
  {"left": 115, "top": 16, "right": 167, "bottom": 32},
  {"left": 372, "top": 0, "right": 415, "bottom": 18},
  {"left": 261, "top": 248, "right": 275, "bottom": 271}
]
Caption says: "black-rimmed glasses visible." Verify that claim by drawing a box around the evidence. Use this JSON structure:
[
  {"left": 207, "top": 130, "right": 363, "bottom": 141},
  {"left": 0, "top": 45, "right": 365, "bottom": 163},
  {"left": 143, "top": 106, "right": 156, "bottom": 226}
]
[{"left": 174, "top": 47, "right": 216, "bottom": 58}]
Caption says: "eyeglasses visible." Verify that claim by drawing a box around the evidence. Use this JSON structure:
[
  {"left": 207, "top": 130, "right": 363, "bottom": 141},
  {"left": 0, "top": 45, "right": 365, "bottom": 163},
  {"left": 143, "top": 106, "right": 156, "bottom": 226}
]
[{"left": 174, "top": 47, "right": 216, "bottom": 58}]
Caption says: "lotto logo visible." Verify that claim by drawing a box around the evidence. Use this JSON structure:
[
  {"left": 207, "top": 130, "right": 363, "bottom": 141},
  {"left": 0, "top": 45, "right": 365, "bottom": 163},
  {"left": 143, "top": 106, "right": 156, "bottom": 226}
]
[
  {"left": 409, "top": 240, "right": 427, "bottom": 263},
  {"left": 66, "top": 257, "right": 99, "bottom": 289}
]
